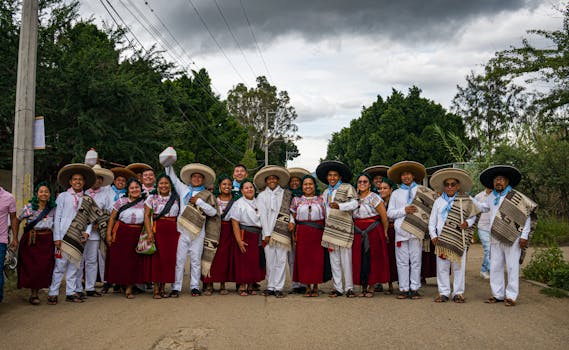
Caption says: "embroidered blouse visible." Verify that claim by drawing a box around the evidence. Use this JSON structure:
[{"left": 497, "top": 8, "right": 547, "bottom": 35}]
[
  {"left": 217, "top": 197, "right": 233, "bottom": 222},
  {"left": 114, "top": 197, "right": 145, "bottom": 224},
  {"left": 145, "top": 193, "right": 180, "bottom": 218},
  {"left": 18, "top": 204, "right": 55, "bottom": 230},
  {"left": 353, "top": 192, "right": 383, "bottom": 219},
  {"left": 290, "top": 195, "right": 326, "bottom": 221}
]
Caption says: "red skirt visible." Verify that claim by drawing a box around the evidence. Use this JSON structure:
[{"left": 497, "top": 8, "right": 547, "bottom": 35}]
[
  {"left": 421, "top": 240, "right": 437, "bottom": 279},
  {"left": 386, "top": 222, "right": 398, "bottom": 282},
  {"left": 233, "top": 229, "right": 265, "bottom": 284},
  {"left": 352, "top": 218, "right": 390, "bottom": 285},
  {"left": 17, "top": 230, "right": 55, "bottom": 289},
  {"left": 106, "top": 222, "right": 144, "bottom": 285},
  {"left": 293, "top": 221, "right": 326, "bottom": 284},
  {"left": 151, "top": 217, "right": 179, "bottom": 283},
  {"left": 203, "top": 221, "right": 234, "bottom": 283}
]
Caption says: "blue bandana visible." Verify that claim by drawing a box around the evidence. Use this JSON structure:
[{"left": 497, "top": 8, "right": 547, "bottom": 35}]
[
  {"left": 400, "top": 181, "right": 418, "bottom": 204},
  {"left": 111, "top": 185, "right": 126, "bottom": 201},
  {"left": 327, "top": 180, "right": 342, "bottom": 192},
  {"left": 232, "top": 179, "right": 241, "bottom": 189},
  {"left": 441, "top": 192, "right": 457, "bottom": 222},
  {"left": 492, "top": 185, "right": 512, "bottom": 206},
  {"left": 183, "top": 185, "right": 206, "bottom": 205}
]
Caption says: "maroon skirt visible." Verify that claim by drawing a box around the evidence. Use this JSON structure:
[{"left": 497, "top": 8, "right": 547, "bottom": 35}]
[
  {"left": 106, "top": 222, "right": 144, "bottom": 285},
  {"left": 233, "top": 229, "right": 265, "bottom": 284},
  {"left": 151, "top": 217, "right": 179, "bottom": 283},
  {"left": 352, "top": 218, "right": 390, "bottom": 285},
  {"left": 421, "top": 240, "right": 437, "bottom": 279},
  {"left": 203, "top": 221, "right": 234, "bottom": 283},
  {"left": 386, "top": 222, "right": 398, "bottom": 282},
  {"left": 293, "top": 220, "right": 326, "bottom": 284},
  {"left": 17, "top": 229, "right": 55, "bottom": 289}
]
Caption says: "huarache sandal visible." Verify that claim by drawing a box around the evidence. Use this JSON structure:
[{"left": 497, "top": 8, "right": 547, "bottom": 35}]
[
  {"left": 453, "top": 294, "right": 465, "bottom": 303},
  {"left": 345, "top": 290, "right": 356, "bottom": 298},
  {"left": 485, "top": 296, "right": 504, "bottom": 304},
  {"left": 365, "top": 291, "right": 374, "bottom": 298},
  {"left": 86, "top": 291, "right": 102, "bottom": 297},
  {"left": 153, "top": 293, "right": 162, "bottom": 299},
  {"left": 65, "top": 295, "right": 83, "bottom": 303},
  {"left": 328, "top": 290, "right": 343, "bottom": 298},
  {"left": 504, "top": 298, "right": 516, "bottom": 307},
  {"left": 409, "top": 290, "right": 422, "bottom": 299},
  {"left": 311, "top": 289, "right": 320, "bottom": 297},
  {"left": 29, "top": 296, "right": 40, "bottom": 305},
  {"left": 168, "top": 290, "right": 180, "bottom": 298},
  {"left": 303, "top": 290, "right": 312, "bottom": 297},
  {"left": 374, "top": 284, "right": 384, "bottom": 293},
  {"left": 275, "top": 291, "right": 286, "bottom": 298},
  {"left": 434, "top": 295, "right": 450, "bottom": 303},
  {"left": 219, "top": 289, "right": 229, "bottom": 295},
  {"left": 239, "top": 289, "right": 249, "bottom": 297},
  {"left": 397, "top": 292, "right": 409, "bottom": 299},
  {"left": 47, "top": 296, "right": 58, "bottom": 305},
  {"left": 101, "top": 283, "right": 111, "bottom": 294},
  {"left": 203, "top": 288, "right": 213, "bottom": 296}
]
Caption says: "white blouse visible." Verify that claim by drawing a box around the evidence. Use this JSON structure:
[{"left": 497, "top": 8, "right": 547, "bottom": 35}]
[
  {"left": 18, "top": 204, "right": 55, "bottom": 230},
  {"left": 290, "top": 195, "right": 326, "bottom": 221},
  {"left": 353, "top": 192, "right": 383, "bottom": 219},
  {"left": 228, "top": 197, "right": 261, "bottom": 227},
  {"left": 145, "top": 193, "right": 180, "bottom": 218},
  {"left": 114, "top": 197, "right": 145, "bottom": 224}
]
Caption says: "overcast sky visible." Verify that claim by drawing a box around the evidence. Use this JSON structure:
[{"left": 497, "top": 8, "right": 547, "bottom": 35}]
[{"left": 79, "top": 0, "right": 564, "bottom": 171}]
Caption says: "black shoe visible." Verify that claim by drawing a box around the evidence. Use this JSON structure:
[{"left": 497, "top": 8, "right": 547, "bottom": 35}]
[
  {"left": 373, "top": 284, "right": 384, "bottom": 293},
  {"left": 191, "top": 288, "right": 201, "bottom": 296},
  {"left": 262, "top": 289, "right": 275, "bottom": 296},
  {"left": 86, "top": 290, "right": 102, "bottom": 297},
  {"left": 76, "top": 292, "right": 87, "bottom": 300},
  {"left": 275, "top": 290, "right": 286, "bottom": 298},
  {"left": 131, "top": 286, "right": 144, "bottom": 295},
  {"left": 293, "top": 286, "right": 307, "bottom": 294},
  {"left": 251, "top": 282, "right": 261, "bottom": 291},
  {"left": 169, "top": 290, "right": 180, "bottom": 298},
  {"left": 65, "top": 295, "right": 84, "bottom": 303}
]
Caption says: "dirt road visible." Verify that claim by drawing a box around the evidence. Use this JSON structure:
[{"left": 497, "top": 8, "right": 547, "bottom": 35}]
[{"left": 1, "top": 245, "right": 568, "bottom": 349}]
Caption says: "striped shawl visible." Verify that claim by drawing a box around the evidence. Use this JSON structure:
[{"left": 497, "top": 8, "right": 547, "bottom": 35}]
[
  {"left": 321, "top": 183, "right": 357, "bottom": 249},
  {"left": 269, "top": 189, "right": 293, "bottom": 251},
  {"left": 400, "top": 185, "right": 438, "bottom": 240}
]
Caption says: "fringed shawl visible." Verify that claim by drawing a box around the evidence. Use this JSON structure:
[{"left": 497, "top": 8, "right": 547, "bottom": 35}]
[
  {"left": 61, "top": 195, "right": 109, "bottom": 267},
  {"left": 400, "top": 185, "right": 438, "bottom": 240},
  {"left": 269, "top": 189, "right": 293, "bottom": 251},
  {"left": 435, "top": 195, "right": 481, "bottom": 263},
  {"left": 321, "top": 183, "right": 357, "bottom": 249}
]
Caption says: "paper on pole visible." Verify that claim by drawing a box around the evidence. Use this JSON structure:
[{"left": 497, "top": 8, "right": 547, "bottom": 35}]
[{"left": 33, "top": 116, "right": 45, "bottom": 150}]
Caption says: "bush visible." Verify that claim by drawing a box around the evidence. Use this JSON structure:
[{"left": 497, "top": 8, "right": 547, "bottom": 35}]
[
  {"left": 532, "top": 216, "right": 569, "bottom": 246},
  {"left": 522, "top": 246, "right": 566, "bottom": 284},
  {"left": 550, "top": 264, "right": 569, "bottom": 291}
]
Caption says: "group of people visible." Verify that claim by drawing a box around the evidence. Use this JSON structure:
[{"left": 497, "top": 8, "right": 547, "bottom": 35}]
[{"left": 0, "top": 149, "right": 538, "bottom": 308}]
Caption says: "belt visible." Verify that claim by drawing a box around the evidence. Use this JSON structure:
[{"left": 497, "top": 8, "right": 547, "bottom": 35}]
[
  {"left": 155, "top": 216, "right": 177, "bottom": 222},
  {"left": 296, "top": 220, "right": 325, "bottom": 230},
  {"left": 238, "top": 224, "right": 262, "bottom": 234},
  {"left": 28, "top": 229, "right": 53, "bottom": 245}
]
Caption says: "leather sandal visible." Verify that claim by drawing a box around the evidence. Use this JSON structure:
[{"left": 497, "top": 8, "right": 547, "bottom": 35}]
[
  {"left": 453, "top": 294, "right": 465, "bottom": 303},
  {"left": 29, "top": 296, "right": 41, "bottom": 305},
  {"left": 409, "top": 290, "right": 422, "bottom": 300},
  {"left": 434, "top": 295, "right": 449, "bottom": 303},
  {"left": 485, "top": 296, "right": 504, "bottom": 304},
  {"left": 47, "top": 295, "right": 58, "bottom": 305},
  {"left": 397, "top": 291, "right": 409, "bottom": 299},
  {"left": 345, "top": 289, "right": 356, "bottom": 298},
  {"left": 328, "top": 290, "right": 343, "bottom": 298},
  {"left": 505, "top": 298, "right": 516, "bottom": 307},
  {"left": 168, "top": 290, "right": 180, "bottom": 298}
]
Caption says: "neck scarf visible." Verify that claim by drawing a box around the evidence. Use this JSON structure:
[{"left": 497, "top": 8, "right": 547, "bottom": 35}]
[
  {"left": 184, "top": 185, "right": 206, "bottom": 205},
  {"left": 441, "top": 192, "right": 457, "bottom": 222},
  {"left": 327, "top": 180, "right": 343, "bottom": 204},
  {"left": 493, "top": 185, "right": 512, "bottom": 206},
  {"left": 400, "top": 181, "right": 418, "bottom": 204},
  {"left": 111, "top": 185, "right": 125, "bottom": 201},
  {"left": 232, "top": 179, "right": 241, "bottom": 189},
  {"left": 67, "top": 188, "right": 83, "bottom": 209},
  {"left": 86, "top": 187, "right": 102, "bottom": 197}
]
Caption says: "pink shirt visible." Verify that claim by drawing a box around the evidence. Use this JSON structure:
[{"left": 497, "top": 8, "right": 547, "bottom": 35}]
[{"left": 0, "top": 187, "right": 16, "bottom": 244}]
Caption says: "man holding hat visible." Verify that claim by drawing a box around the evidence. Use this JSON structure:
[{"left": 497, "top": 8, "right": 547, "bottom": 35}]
[
  {"left": 165, "top": 161, "right": 218, "bottom": 297},
  {"left": 82, "top": 165, "right": 115, "bottom": 297},
  {"left": 386, "top": 160, "right": 432, "bottom": 300},
  {"left": 428, "top": 168, "right": 483, "bottom": 303},
  {"left": 316, "top": 160, "right": 358, "bottom": 297},
  {"left": 48, "top": 163, "right": 96, "bottom": 304},
  {"left": 255, "top": 165, "right": 292, "bottom": 298},
  {"left": 480, "top": 165, "right": 537, "bottom": 306}
]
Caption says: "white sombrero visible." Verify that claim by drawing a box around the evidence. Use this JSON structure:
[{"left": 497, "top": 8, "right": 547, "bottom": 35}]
[
  {"left": 429, "top": 168, "right": 473, "bottom": 193},
  {"left": 363, "top": 165, "right": 389, "bottom": 179},
  {"left": 254, "top": 165, "right": 290, "bottom": 190},
  {"left": 180, "top": 163, "right": 216, "bottom": 188},
  {"left": 110, "top": 167, "right": 137, "bottom": 181},
  {"left": 92, "top": 164, "right": 114, "bottom": 187},
  {"left": 126, "top": 163, "right": 153, "bottom": 175},
  {"left": 387, "top": 161, "right": 427, "bottom": 184},
  {"left": 287, "top": 167, "right": 311, "bottom": 180},
  {"left": 57, "top": 163, "right": 96, "bottom": 189}
]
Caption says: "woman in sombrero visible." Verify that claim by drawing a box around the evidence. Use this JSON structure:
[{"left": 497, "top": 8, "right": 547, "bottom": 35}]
[
  {"left": 13, "top": 182, "right": 57, "bottom": 305},
  {"left": 106, "top": 178, "right": 146, "bottom": 298},
  {"left": 352, "top": 172, "right": 390, "bottom": 297}
]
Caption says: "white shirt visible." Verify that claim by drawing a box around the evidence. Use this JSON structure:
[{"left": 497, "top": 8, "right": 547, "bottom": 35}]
[
  {"left": 85, "top": 185, "right": 114, "bottom": 240},
  {"left": 475, "top": 190, "right": 492, "bottom": 231},
  {"left": 257, "top": 186, "right": 284, "bottom": 239},
  {"left": 228, "top": 197, "right": 261, "bottom": 227},
  {"left": 485, "top": 191, "right": 531, "bottom": 242},
  {"left": 53, "top": 189, "right": 84, "bottom": 241},
  {"left": 428, "top": 195, "right": 478, "bottom": 240},
  {"left": 387, "top": 186, "right": 418, "bottom": 242}
]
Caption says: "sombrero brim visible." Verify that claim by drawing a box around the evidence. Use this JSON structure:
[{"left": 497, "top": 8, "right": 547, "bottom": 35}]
[
  {"left": 180, "top": 163, "right": 216, "bottom": 188},
  {"left": 93, "top": 166, "right": 114, "bottom": 187},
  {"left": 110, "top": 167, "right": 137, "bottom": 181},
  {"left": 363, "top": 165, "right": 389, "bottom": 179},
  {"left": 126, "top": 163, "right": 153, "bottom": 174},
  {"left": 287, "top": 167, "right": 311, "bottom": 180},
  {"left": 480, "top": 165, "right": 521, "bottom": 189},
  {"left": 316, "top": 161, "right": 352, "bottom": 185},
  {"left": 387, "top": 161, "right": 427, "bottom": 183},
  {"left": 57, "top": 163, "right": 96, "bottom": 189},
  {"left": 430, "top": 168, "right": 473, "bottom": 193},
  {"left": 254, "top": 166, "right": 290, "bottom": 190}
]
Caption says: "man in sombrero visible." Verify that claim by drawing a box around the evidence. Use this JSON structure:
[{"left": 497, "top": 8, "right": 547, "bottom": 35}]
[
  {"left": 480, "top": 165, "right": 537, "bottom": 307},
  {"left": 316, "top": 160, "right": 358, "bottom": 298},
  {"left": 127, "top": 163, "right": 156, "bottom": 195},
  {"left": 255, "top": 165, "right": 292, "bottom": 298},
  {"left": 387, "top": 160, "right": 436, "bottom": 300},
  {"left": 428, "top": 168, "right": 483, "bottom": 303},
  {"left": 109, "top": 167, "right": 136, "bottom": 201},
  {"left": 165, "top": 158, "right": 219, "bottom": 297}
]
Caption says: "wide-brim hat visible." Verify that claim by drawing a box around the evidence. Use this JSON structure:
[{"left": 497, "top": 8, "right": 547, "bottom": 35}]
[
  {"left": 430, "top": 168, "right": 473, "bottom": 193},
  {"left": 57, "top": 163, "right": 96, "bottom": 189},
  {"left": 180, "top": 163, "right": 216, "bottom": 188},
  {"left": 254, "top": 165, "right": 290, "bottom": 190},
  {"left": 126, "top": 163, "right": 153, "bottom": 175},
  {"left": 363, "top": 165, "right": 389, "bottom": 179},
  {"left": 316, "top": 160, "right": 352, "bottom": 185},
  {"left": 480, "top": 165, "right": 522, "bottom": 189},
  {"left": 110, "top": 167, "right": 137, "bottom": 181},
  {"left": 387, "top": 161, "right": 427, "bottom": 184},
  {"left": 287, "top": 167, "right": 311, "bottom": 180},
  {"left": 92, "top": 164, "right": 114, "bottom": 187}
]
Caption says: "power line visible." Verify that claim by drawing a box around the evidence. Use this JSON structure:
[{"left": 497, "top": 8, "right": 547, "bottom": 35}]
[{"left": 239, "top": 0, "right": 273, "bottom": 83}]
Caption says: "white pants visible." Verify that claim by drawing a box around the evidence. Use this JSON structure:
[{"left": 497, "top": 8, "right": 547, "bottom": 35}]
[
  {"left": 490, "top": 239, "right": 521, "bottom": 301},
  {"left": 49, "top": 256, "right": 80, "bottom": 296},
  {"left": 82, "top": 239, "right": 105, "bottom": 291},
  {"left": 436, "top": 251, "right": 467, "bottom": 297},
  {"left": 173, "top": 231, "right": 204, "bottom": 291},
  {"left": 329, "top": 246, "right": 353, "bottom": 293},
  {"left": 265, "top": 244, "right": 288, "bottom": 291},
  {"left": 396, "top": 238, "right": 422, "bottom": 292}
]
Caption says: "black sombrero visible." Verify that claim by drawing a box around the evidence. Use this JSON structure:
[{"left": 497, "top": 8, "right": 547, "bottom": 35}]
[
  {"left": 479, "top": 165, "right": 522, "bottom": 189},
  {"left": 316, "top": 160, "right": 352, "bottom": 185}
]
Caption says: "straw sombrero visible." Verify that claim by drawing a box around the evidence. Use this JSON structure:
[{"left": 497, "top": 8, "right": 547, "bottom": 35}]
[
  {"left": 387, "top": 161, "right": 427, "bottom": 183},
  {"left": 363, "top": 165, "right": 389, "bottom": 179},
  {"left": 110, "top": 167, "right": 137, "bottom": 181},
  {"left": 479, "top": 165, "right": 522, "bottom": 189},
  {"left": 126, "top": 163, "right": 153, "bottom": 175},
  {"left": 254, "top": 165, "right": 290, "bottom": 190},
  {"left": 180, "top": 163, "right": 216, "bottom": 188},
  {"left": 92, "top": 164, "right": 114, "bottom": 187},
  {"left": 57, "top": 163, "right": 96, "bottom": 189},
  {"left": 287, "top": 167, "right": 311, "bottom": 180},
  {"left": 316, "top": 160, "right": 352, "bottom": 185},
  {"left": 430, "top": 168, "right": 473, "bottom": 193}
]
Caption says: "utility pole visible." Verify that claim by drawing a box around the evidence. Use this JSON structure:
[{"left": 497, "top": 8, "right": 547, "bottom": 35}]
[
  {"left": 12, "top": 0, "right": 38, "bottom": 210},
  {"left": 264, "top": 109, "right": 269, "bottom": 166}
]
